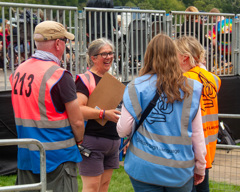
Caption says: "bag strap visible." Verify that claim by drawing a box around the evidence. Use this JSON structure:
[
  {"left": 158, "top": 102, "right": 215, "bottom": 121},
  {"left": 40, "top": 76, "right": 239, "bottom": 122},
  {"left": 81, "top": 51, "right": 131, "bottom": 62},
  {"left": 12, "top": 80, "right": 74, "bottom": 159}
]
[
  {"left": 119, "top": 91, "right": 159, "bottom": 153},
  {"left": 135, "top": 91, "right": 159, "bottom": 132}
]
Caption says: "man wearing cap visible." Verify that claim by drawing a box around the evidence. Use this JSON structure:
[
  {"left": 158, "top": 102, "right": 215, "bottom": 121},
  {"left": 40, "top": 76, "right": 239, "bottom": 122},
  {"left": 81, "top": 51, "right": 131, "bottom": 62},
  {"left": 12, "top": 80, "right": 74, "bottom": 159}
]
[{"left": 9, "top": 20, "right": 84, "bottom": 192}]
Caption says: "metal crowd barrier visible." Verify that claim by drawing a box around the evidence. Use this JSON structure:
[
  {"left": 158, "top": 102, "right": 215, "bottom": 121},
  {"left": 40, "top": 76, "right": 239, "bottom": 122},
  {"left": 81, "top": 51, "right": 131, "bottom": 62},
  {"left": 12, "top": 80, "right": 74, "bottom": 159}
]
[
  {"left": 209, "top": 144, "right": 240, "bottom": 192},
  {"left": 0, "top": 2, "right": 79, "bottom": 91},
  {"left": 208, "top": 114, "right": 240, "bottom": 191},
  {"left": 171, "top": 11, "right": 238, "bottom": 77},
  {"left": 0, "top": 139, "right": 47, "bottom": 192},
  {"left": 0, "top": 2, "right": 240, "bottom": 90},
  {"left": 80, "top": 7, "right": 167, "bottom": 81},
  {"left": 236, "top": 14, "right": 240, "bottom": 75}
]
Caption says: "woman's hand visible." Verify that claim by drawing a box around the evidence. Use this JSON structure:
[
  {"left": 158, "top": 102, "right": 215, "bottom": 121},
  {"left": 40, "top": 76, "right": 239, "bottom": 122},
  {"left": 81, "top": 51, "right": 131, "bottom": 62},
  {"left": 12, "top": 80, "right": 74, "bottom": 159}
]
[
  {"left": 194, "top": 173, "right": 205, "bottom": 185},
  {"left": 104, "top": 109, "right": 121, "bottom": 123}
]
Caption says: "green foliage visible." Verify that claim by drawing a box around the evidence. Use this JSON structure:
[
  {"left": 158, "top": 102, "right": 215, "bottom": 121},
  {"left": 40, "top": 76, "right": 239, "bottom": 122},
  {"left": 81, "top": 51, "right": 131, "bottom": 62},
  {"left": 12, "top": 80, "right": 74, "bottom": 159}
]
[
  {"left": 138, "top": 2, "right": 154, "bottom": 10},
  {"left": 193, "top": 1, "right": 206, "bottom": 11},
  {"left": 1, "top": 0, "right": 239, "bottom": 14},
  {"left": 125, "top": 2, "right": 138, "bottom": 8}
]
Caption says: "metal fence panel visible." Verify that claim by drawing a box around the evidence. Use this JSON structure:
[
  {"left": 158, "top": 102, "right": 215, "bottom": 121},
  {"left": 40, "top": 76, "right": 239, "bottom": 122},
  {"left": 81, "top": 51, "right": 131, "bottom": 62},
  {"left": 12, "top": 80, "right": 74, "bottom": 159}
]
[
  {"left": 80, "top": 8, "right": 167, "bottom": 82},
  {"left": 0, "top": 139, "right": 47, "bottom": 192},
  {"left": 0, "top": 2, "right": 79, "bottom": 91},
  {"left": 1, "top": 3, "right": 240, "bottom": 85},
  {"left": 236, "top": 14, "right": 240, "bottom": 75},
  {"left": 170, "top": 11, "right": 237, "bottom": 77}
]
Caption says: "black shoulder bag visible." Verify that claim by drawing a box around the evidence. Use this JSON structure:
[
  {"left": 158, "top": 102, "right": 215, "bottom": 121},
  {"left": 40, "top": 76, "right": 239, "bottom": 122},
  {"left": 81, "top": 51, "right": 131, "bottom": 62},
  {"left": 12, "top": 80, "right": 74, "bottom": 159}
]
[{"left": 119, "top": 91, "right": 159, "bottom": 153}]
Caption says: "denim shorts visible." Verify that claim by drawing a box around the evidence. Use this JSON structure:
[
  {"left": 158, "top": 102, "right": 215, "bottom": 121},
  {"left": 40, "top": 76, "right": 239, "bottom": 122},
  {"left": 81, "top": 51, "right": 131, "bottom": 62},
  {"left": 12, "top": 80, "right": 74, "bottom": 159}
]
[{"left": 77, "top": 135, "right": 121, "bottom": 176}]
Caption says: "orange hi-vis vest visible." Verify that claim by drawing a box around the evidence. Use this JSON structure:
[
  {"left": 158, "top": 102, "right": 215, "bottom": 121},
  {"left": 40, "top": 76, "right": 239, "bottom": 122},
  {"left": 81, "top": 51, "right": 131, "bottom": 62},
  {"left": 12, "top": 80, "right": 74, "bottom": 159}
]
[
  {"left": 76, "top": 70, "right": 96, "bottom": 95},
  {"left": 9, "top": 58, "right": 81, "bottom": 174},
  {"left": 184, "top": 66, "right": 221, "bottom": 168}
]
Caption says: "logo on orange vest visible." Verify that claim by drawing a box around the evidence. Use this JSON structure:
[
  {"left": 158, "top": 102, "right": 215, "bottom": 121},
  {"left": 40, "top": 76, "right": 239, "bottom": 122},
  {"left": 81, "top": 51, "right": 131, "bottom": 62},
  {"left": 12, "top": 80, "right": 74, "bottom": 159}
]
[{"left": 198, "top": 72, "right": 217, "bottom": 111}]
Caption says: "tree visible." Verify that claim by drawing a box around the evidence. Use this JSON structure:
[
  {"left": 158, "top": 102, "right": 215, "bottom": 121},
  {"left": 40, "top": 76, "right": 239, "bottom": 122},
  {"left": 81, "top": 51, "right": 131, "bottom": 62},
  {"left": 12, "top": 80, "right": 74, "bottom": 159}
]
[
  {"left": 138, "top": 2, "right": 154, "bottom": 10},
  {"left": 193, "top": 1, "right": 206, "bottom": 11}
]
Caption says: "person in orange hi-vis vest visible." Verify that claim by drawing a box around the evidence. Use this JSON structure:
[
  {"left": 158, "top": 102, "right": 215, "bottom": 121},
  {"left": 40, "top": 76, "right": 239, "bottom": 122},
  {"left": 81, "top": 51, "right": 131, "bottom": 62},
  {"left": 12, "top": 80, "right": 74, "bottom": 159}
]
[{"left": 175, "top": 36, "right": 221, "bottom": 192}]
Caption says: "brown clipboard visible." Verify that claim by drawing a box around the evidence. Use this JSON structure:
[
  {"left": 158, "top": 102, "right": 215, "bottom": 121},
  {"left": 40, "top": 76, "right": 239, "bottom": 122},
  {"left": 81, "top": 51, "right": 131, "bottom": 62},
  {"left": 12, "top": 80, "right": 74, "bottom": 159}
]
[{"left": 87, "top": 72, "right": 126, "bottom": 126}]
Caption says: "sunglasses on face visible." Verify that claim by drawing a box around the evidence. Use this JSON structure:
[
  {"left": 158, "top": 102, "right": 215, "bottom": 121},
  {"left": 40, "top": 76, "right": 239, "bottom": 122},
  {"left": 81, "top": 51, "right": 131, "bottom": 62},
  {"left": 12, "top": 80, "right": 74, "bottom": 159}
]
[{"left": 94, "top": 52, "right": 115, "bottom": 58}]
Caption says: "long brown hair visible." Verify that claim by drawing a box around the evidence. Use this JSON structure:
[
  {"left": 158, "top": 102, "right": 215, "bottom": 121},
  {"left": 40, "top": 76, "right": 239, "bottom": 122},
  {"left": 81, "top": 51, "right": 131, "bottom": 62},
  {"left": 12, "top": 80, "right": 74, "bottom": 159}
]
[{"left": 139, "top": 34, "right": 192, "bottom": 103}]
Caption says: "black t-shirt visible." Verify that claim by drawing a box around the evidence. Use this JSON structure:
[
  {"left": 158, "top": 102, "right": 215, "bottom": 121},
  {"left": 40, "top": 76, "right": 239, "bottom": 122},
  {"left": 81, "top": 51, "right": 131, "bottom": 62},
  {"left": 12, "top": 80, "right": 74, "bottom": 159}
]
[
  {"left": 51, "top": 71, "right": 77, "bottom": 112},
  {"left": 75, "top": 72, "right": 119, "bottom": 140}
]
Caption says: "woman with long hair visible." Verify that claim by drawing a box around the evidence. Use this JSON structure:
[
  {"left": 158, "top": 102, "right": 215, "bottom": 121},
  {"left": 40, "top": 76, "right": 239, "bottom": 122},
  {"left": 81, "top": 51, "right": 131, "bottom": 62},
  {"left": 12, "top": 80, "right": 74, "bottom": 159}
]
[
  {"left": 175, "top": 35, "right": 221, "bottom": 192},
  {"left": 117, "top": 34, "right": 206, "bottom": 191}
]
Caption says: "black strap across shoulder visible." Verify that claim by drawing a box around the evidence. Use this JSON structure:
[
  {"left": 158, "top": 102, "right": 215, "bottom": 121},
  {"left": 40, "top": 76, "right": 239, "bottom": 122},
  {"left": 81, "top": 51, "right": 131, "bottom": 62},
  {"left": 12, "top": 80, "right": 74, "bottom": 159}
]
[
  {"left": 136, "top": 91, "right": 159, "bottom": 131},
  {"left": 119, "top": 91, "right": 159, "bottom": 153}
]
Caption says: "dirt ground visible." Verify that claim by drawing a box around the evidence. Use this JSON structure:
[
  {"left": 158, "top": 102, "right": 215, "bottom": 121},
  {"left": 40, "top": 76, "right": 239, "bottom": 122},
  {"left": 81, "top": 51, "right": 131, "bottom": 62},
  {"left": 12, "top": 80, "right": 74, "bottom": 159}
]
[{"left": 209, "top": 148, "right": 240, "bottom": 186}]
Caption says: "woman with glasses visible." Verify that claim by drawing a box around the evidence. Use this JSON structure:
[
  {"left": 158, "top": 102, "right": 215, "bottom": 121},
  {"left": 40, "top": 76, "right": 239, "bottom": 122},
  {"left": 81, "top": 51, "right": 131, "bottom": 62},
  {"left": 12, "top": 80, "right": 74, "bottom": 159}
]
[{"left": 75, "top": 38, "right": 121, "bottom": 192}]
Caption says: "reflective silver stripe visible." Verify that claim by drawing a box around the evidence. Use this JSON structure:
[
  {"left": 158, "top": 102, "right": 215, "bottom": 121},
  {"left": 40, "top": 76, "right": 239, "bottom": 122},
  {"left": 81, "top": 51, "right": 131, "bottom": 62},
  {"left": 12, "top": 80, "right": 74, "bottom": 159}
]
[
  {"left": 15, "top": 118, "right": 70, "bottom": 128},
  {"left": 19, "top": 138, "right": 76, "bottom": 151},
  {"left": 39, "top": 65, "right": 61, "bottom": 121},
  {"left": 128, "top": 81, "right": 142, "bottom": 121},
  {"left": 129, "top": 144, "right": 195, "bottom": 168},
  {"left": 138, "top": 125, "right": 191, "bottom": 145},
  {"left": 181, "top": 79, "right": 194, "bottom": 138},
  {"left": 212, "top": 74, "right": 219, "bottom": 91},
  {"left": 202, "top": 114, "right": 219, "bottom": 124},
  {"left": 84, "top": 73, "right": 90, "bottom": 83},
  {"left": 205, "top": 133, "right": 218, "bottom": 145}
]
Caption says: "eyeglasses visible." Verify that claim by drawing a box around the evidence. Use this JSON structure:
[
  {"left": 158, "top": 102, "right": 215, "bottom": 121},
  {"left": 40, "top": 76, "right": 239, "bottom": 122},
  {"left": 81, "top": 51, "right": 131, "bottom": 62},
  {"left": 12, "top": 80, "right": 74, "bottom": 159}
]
[
  {"left": 94, "top": 52, "right": 115, "bottom": 58},
  {"left": 59, "top": 38, "right": 67, "bottom": 43}
]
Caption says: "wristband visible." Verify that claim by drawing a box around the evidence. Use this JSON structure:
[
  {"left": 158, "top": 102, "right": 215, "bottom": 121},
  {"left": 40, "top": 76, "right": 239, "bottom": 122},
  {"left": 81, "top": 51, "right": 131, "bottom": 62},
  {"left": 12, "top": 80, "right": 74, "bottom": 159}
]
[
  {"left": 76, "top": 141, "right": 83, "bottom": 145},
  {"left": 99, "top": 109, "right": 104, "bottom": 119}
]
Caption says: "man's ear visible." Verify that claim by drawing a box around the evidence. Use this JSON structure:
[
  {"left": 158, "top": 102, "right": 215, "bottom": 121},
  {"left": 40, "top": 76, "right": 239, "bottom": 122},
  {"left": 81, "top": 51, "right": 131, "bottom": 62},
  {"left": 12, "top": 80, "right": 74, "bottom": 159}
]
[{"left": 55, "top": 39, "right": 60, "bottom": 50}]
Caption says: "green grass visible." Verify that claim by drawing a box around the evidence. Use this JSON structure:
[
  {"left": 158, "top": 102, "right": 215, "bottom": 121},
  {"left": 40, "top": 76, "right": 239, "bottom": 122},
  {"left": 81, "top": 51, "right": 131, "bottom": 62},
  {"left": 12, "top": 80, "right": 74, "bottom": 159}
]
[
  {"left": 1, "top": 167, "right": 240, "bottom": 192},
  {"left": 0, "top": 174, "right": 16, "bottom": 187},
  {"left": 0, "top": 165, "right": 134, "bottom": 192},
  {"left": 209, "top": 180, "right": 240, "bottom": 192}
]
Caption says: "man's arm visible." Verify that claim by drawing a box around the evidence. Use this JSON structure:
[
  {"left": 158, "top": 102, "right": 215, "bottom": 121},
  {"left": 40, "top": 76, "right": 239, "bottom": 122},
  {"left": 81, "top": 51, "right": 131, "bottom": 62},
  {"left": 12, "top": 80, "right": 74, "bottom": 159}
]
[{"left": 65, "top": 98, "right": 85, "bottom": 143}]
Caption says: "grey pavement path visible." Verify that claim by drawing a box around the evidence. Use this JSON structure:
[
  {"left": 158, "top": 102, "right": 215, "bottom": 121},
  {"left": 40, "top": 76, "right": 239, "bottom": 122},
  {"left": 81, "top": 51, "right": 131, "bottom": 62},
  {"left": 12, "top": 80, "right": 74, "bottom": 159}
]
[
  {"left": 0, "top": 69, "right": 12, "bottom": 91},
  {"left": 209, "top": 148, "right": 240, "bottom": 186}
]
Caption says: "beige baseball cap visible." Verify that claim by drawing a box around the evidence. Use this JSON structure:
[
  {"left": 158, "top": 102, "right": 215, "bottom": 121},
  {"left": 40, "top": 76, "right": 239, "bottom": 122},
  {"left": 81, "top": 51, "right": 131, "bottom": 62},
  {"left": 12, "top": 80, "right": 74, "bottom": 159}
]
[{"left": 34, "top": 20, "right": 74, "bottom": 42}]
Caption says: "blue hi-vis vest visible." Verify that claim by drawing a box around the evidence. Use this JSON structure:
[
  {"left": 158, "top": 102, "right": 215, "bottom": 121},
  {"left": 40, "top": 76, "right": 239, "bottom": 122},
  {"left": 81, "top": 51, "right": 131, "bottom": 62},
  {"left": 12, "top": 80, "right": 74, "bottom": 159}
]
[
  {"left": 10, "top": 58, "right": 82, "bottom": 174},
  {"left": 123, "top": 74, "right": 202, "bottom": 187}
]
